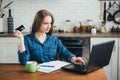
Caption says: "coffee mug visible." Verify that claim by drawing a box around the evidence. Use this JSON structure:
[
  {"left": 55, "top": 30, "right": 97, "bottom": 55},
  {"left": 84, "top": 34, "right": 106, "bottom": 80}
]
[{"left": 26, "top": 61, "right": 39, "bottom": 73}]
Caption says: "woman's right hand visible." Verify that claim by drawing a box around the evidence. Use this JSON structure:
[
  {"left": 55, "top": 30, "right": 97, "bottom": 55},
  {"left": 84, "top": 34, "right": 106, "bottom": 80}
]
[
  {"left": 14, "top": 30, "right": 25, "bottom": 52},
  {"left": 14, "top": 30, "right": 23, "bottom": 40}
]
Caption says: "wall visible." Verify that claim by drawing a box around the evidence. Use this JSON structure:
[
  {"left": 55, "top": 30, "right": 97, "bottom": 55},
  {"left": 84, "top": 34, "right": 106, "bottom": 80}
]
[{"left": 2, "top": 0, "right": 119, "bottom": 32}]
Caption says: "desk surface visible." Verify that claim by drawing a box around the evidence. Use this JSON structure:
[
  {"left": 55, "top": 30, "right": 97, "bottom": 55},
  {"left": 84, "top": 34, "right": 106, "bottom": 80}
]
[{"left": 0, "top": 64, "right": 107, "bottom": 80}]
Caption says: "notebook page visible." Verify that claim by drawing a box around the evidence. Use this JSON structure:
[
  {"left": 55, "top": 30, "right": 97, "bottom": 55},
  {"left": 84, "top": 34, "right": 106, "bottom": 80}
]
[{"left": 37, "top": 60, "right": 70, "bottom": 73}]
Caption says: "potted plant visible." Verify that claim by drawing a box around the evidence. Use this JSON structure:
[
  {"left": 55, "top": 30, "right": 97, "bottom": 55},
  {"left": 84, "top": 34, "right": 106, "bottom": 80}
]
[{"left": 0, "top": 0, "right": 13, "bottom": 18}]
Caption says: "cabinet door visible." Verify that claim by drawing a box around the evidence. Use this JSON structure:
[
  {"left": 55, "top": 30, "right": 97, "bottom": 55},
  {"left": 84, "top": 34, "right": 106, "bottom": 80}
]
[
  {"left": 0, "top": 38, "right": 19, "bottom": 63},
  {"left": 91, "top": 38, "right": 118, "bottom": 80},
  {"left": 0, "top": 39, "right": 5, "bottom": 63}
]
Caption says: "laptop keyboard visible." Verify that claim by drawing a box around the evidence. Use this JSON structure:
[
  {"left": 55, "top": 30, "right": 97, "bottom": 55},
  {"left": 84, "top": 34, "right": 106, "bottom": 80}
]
[
  {"left": 75, "top": 64, "right": 87, "bottom": 69},
  {"left": 61, "top": 63, "right": 88, "bottom": 74},
  {"left": 66, "top": 63, "right": 87, "bottom": 70}
]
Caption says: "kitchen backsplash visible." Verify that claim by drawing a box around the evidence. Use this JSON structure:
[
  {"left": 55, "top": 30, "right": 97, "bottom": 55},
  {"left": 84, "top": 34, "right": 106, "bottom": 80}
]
[{"left": 1, "top": 0, "right": 119, "bottom": 32}]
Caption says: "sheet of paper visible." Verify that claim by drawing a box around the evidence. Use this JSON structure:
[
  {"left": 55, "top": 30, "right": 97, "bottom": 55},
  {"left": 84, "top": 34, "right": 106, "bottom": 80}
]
[{"left": 37, "top": 60, "right": 70, "bottom": 73}]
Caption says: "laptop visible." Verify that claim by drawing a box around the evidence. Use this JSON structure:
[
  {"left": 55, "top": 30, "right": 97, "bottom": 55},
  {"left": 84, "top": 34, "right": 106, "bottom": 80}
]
[{"left": 61, "top": 40, "right": 115, "bottom": 74}]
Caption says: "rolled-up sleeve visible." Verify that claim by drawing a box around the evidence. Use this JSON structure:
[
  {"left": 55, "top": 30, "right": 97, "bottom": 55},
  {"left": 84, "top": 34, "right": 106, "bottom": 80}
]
[
  {"left": 18, "top": 37, "right": 30, "bottom": 65},
  {"left": 55, "top": 37, "right": 76, "bottom": 62}
]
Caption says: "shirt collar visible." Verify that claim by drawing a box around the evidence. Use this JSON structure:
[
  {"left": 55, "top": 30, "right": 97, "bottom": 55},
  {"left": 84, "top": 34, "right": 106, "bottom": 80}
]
[{"left": 29, "top": 32, "right": 52, "bottom": 43}]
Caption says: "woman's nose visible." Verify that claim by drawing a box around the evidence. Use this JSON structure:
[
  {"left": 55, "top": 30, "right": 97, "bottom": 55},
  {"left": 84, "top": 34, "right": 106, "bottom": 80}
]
[{"left": 48, "top": 24, "right": 51, "bottom": 27}]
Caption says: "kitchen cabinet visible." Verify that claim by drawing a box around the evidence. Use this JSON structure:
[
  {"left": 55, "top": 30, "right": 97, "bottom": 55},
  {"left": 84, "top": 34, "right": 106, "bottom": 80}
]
[
  {"left": 0, "top": 37, "right": 19, "bottom": 63},
  {"left": 90, "top": 38, "right": 118, "bottom": 80},
  {"left": 118, "top": 38, "right": 120, "bottom": 80}
]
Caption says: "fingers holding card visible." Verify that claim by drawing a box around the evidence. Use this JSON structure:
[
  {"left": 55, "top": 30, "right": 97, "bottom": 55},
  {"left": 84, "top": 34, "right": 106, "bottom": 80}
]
[{"left": 15, "top": 25, "right": 25, "bottom": 31}]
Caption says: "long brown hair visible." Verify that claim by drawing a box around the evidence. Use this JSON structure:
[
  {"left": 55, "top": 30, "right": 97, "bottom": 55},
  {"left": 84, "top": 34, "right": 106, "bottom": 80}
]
[{"left": 31, "top": 9, "right": 54, "bottom": 35}]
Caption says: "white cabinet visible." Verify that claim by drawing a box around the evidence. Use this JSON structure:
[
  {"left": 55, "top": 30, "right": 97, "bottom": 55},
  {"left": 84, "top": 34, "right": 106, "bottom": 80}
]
[
  {"left": 91, "top": 38, "right": 118, "bottom": 80},
  {"left": 118, "top": 38, "right": 120, "bottom": 80},
  {"left": 0, "top": 37, "right": 19, "bottom": 63}
]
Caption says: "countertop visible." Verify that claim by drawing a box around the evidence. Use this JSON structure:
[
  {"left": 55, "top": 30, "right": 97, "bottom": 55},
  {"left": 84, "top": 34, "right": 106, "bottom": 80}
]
[
  {"left": 0, "top": 32, "right": 119, "bottom": 38},
  {"left": 0, "top": 32, "right": 30, "bottom": 37},
  {"left": 53, "top": 32, "right": 120, "bottom": 38}
]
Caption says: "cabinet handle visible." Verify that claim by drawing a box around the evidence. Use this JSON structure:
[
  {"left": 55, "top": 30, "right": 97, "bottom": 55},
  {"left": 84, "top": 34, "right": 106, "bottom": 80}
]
[{"left": 113, "top": 44, "right": 116, "bottom": 52}]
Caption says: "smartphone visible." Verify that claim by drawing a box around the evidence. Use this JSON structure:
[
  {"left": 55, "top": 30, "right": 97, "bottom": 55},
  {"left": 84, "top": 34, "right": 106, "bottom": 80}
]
[{"left": 15, "top": 25, "right": 25, "bottom": 31}]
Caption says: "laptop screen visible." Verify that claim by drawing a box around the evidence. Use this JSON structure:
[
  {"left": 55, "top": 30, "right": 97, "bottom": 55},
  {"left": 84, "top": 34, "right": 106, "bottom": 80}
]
[{"left": 87, "top": 40, "right": 115, "bottom": 73}]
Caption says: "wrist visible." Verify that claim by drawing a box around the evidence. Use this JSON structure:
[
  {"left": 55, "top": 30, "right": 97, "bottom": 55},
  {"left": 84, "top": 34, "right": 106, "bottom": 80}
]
[
  {"left": 19, "top": 36, "right": 24, "bottom": 41},
  {"left": 71, "top": 56, "right": 76, "bottom": 63}
]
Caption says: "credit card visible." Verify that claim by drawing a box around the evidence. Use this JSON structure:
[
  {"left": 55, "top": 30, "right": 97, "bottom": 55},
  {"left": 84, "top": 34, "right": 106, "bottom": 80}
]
[{"left": 15, "top": 25, "right": 25, "bottom": 31}]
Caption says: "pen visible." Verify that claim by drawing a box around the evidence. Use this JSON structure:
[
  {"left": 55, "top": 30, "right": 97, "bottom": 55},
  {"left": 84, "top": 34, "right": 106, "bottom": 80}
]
[{"left": 40, "top": 65, "right": 55, "bottom": 67}]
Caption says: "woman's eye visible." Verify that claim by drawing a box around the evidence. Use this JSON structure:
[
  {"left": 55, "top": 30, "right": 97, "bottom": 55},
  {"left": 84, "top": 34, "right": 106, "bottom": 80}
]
[{"left": 44, "top": 23, "right": 48, "bottom": 25}]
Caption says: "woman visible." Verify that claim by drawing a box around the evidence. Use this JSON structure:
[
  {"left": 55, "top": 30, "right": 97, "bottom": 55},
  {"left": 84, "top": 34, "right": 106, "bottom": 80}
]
[{"left": 14, "top": 9, "right": 86, "bottom": 65}]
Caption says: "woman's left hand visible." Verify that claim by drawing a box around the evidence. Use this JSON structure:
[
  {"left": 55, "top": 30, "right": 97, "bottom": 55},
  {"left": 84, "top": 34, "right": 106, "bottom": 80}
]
[{"left": 71, "top": 57, "right": 87, "bottom": 65}]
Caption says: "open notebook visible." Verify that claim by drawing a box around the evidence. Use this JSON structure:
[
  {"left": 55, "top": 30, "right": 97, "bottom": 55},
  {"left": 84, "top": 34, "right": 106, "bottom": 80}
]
[{"left": 37, "top": 60, "right": 70, "bottom": 73}]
